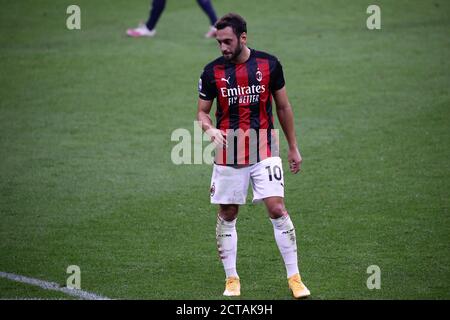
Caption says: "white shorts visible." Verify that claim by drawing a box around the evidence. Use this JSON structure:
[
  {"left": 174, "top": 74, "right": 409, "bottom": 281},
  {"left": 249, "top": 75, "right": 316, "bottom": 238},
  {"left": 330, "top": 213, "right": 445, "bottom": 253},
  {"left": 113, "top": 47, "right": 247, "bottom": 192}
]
[{"left": 210, "top": 156, "right": 285, "bottom": 205}]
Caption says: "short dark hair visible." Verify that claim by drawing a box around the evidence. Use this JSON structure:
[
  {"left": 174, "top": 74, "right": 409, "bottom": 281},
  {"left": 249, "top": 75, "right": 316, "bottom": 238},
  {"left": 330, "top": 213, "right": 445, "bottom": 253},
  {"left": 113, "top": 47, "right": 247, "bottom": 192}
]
[{"left": 215, "top": 13, "right": 247, "bottom": 38}]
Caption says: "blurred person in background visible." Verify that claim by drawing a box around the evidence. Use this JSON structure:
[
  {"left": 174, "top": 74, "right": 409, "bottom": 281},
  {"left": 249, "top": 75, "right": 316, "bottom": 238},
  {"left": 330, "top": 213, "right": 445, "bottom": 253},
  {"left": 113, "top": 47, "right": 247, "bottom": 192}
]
[{"left": 127, "top": 0, "right": 218, "bottom": 38}]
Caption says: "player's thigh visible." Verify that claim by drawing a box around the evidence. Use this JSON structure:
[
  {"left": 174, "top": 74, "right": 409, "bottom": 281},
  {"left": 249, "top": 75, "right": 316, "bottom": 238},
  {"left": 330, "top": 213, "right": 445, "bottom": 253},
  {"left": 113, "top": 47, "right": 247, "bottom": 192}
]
[
  {"left": 250, "top": 156, "right": 285, "bottom": 204},
  {"left": 210, "top": 164, "right": 250, "bottom": 205}
]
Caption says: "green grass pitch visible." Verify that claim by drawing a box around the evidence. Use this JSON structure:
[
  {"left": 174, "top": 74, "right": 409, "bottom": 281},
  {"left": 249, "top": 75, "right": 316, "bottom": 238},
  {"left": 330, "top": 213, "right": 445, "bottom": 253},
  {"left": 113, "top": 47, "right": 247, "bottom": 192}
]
[{"left": 0, "top": 0, "right": 449, "bottom": 299}]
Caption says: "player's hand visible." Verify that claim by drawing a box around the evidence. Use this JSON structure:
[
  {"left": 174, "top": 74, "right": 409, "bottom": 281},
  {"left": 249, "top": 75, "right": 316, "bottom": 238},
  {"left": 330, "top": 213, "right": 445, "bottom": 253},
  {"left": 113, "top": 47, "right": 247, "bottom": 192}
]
[
  {"left": 288, "top": 147, "right": 302, "bottom": 174},
  {"left": 206, "top": 128, "right": 228, "bottom": 148}
]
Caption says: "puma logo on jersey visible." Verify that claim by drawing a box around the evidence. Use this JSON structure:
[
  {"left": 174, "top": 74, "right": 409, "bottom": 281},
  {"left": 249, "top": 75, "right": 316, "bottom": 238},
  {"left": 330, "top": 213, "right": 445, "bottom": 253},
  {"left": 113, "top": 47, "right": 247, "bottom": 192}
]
[{"left": 221, "top": 77, "right": 230, "bottom": 85}]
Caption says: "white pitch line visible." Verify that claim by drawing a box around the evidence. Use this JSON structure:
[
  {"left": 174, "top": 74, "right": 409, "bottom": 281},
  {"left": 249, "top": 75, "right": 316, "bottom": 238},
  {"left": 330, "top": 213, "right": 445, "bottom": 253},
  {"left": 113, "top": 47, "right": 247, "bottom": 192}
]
[{"left": 0, "top": 271, "right": 110, "bottom": 300}]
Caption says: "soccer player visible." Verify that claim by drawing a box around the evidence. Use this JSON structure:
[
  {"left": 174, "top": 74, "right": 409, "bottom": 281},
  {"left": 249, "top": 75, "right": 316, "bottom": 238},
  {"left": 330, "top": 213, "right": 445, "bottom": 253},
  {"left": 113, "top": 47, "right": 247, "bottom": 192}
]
[
  {"left": 127, "top": 0, "right": 218, "bottom": 38},
  {"left": 196, "top": 13, "right": 311, "bottom": 299}
]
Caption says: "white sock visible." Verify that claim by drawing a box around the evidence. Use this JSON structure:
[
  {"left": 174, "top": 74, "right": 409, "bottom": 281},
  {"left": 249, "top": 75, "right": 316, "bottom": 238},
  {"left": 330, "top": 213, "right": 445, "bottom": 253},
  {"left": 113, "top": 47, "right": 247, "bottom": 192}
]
[
  {"left": 216, "top": 216, "right": 238, "bottom": 278},
  {"left": 271, "top": 214, "right": 299, "bottom": 278}
]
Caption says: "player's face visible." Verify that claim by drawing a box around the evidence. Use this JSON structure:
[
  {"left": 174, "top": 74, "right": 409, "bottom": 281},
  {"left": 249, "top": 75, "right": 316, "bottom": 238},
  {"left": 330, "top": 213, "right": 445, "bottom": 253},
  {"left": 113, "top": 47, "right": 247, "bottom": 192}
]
[{"left": 216, "top": 27, "right": 246, "bottom": 61}]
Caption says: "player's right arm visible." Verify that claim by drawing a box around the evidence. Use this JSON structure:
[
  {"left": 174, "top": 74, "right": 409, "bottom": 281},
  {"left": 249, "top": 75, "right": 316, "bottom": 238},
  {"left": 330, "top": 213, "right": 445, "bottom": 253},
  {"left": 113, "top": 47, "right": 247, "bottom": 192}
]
[
  {"left": 197, "top": 66, "right": 227, "bottom": 147},
  {"left": 197, "top": 98, "right": 227, "bottom": 147}
]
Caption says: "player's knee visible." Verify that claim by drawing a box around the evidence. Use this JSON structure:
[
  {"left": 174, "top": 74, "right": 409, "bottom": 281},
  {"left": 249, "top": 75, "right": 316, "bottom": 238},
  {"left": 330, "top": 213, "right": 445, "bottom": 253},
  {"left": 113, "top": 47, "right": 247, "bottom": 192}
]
[
  {"left": 219, "top": 204, "right": 239, "bottom": 221},
  {"left": 267, "top": 203, "right": 287, "bottom": 219}
]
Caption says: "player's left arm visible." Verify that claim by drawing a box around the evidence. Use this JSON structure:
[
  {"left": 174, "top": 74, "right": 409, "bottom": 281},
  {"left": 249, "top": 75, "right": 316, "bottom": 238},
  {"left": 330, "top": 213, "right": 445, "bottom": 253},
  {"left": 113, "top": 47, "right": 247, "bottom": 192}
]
[{"left": 273, "top": 86, "right": 302, "bottom": 174}]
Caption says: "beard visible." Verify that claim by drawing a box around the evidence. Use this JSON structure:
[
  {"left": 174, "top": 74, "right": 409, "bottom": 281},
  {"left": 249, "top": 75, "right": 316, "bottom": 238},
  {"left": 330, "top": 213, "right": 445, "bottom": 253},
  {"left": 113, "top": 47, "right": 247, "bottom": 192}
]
[{"left": 223, "top": 43, "right": 243, "bottom": 61}]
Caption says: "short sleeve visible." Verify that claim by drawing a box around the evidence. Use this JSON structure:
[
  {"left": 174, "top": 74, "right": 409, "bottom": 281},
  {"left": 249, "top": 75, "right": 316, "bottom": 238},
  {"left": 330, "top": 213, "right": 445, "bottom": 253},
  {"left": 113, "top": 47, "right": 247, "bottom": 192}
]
[
  {"left": 270, "top": 59, "right": 285, "bottom": 92},
  {"left": 198, "top": 69, "right": 216, "bottom": 100}
]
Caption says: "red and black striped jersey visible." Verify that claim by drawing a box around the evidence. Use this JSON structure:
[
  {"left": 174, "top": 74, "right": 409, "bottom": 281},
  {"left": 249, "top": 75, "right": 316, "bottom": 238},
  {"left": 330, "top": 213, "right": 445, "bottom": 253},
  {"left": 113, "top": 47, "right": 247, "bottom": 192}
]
[{"left": 198, "top": 49, "right": 285, "bottom": 166}]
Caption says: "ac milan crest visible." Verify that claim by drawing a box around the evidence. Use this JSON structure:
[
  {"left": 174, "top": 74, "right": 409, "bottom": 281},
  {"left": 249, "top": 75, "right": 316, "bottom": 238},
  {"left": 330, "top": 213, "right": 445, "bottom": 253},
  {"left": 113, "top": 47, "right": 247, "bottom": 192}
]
[
  {"left": 256, "top": 70, "right": 263, "bottom": 82},
  {"left": 210, "top": 182, "right": 215, "bottom": 197}
]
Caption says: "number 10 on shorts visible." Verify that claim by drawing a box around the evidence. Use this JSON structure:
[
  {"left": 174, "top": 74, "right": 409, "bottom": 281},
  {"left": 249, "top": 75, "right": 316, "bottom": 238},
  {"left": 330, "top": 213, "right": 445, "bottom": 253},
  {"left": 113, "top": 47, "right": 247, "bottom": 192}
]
[{"left": 265, "top": 165, "right": 283, "bottom": 181}]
